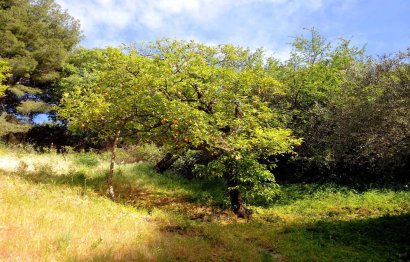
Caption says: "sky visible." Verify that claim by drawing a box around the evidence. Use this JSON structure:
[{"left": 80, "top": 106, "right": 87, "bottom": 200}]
[{"left": 56, "top": 0, "right": 409, "bottom": 60}]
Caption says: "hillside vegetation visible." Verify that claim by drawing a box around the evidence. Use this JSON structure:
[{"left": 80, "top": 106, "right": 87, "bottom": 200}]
[
  {"left": 1, "top": 146, "right": 409, "bottom": 261},
  {"left": 1, "top": 1, "right": 409, "bottom": 260}
]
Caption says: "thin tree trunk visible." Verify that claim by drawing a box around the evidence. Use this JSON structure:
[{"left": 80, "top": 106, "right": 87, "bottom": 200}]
[
  {"left": 226, "top": 174, "right": 249, "bottom": 219},
  {"left": 107, "top": 130, "right": 120, "bottom": 200}
]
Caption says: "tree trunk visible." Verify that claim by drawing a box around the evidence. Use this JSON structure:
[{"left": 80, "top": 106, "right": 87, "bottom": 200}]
[
  {"left": 226, "top": 174, "right": 249, "bottom": 219},
  {"left": 155, "top": 152, "right": 179, "bottom": 173},
  {"left": 107, "top": 130, "right": 120, "bottom": 200}
]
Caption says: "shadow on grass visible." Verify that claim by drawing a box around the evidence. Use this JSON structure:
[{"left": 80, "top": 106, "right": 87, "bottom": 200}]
[
  {"left": 279, "top": 213, "right": 410, "bottom": 261},
  {"left": 64, "top": 213, "right": 410, "bottom": 261}
]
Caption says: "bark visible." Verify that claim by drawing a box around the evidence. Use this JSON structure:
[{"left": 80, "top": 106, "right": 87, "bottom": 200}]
[
  {"left": 107, "top": 130, "right": 120, "bottom": 200},
  {"left": 155, "top": 152, "right": 179, "bottom": 173},
  {"left": 226, "top": 174, "right": 249, "bottom": 219}
]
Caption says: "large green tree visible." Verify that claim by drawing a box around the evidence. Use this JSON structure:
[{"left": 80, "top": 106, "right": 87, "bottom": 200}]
[
  {"left": 148, "top": 40, "right": 301, "bottom": 216},
  {"left": 0, "top": 0, "right": 81, "bottom": 132},
  {"left": 57, "top": 41, "right": 301, "bottom": 216},
  {"left": 274, "top": 29, "right": 364, "bottom": 177}
]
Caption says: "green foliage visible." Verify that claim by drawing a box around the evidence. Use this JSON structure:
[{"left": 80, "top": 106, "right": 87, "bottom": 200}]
[
  {"left": 57, "top": 48, "right": 107, "bottom": 96},
  {"left": 198, "top": 154, "right": 280, "bottom": 205},
  {"left": 0, "top": 112, "right": 31, "bottom": 137},
  {"left": 8, "top": 84, "right": 42, "bottom": 97},
  {"left": 272, "top": 29, "right": 409, "bottom": 183},
  {"left": 58, "top": 47, "right": 159, "bottom": 143},
  {"left": 328, "top": 51, "right": 410, "bottom": 175},
  {"left": 114, "top": 144, "right": 163, "bottom": 164},
  {"left": 287, "top": 46, "right": 410, "bottom": 181},
  {"left": 0, "top": 0, "right": 81, "bottom": 83},
  {"left": 55, "top": 32, "right": 408, "bottom": 202},
  {"left": 0, "top": 0, "right": 81, "bottom": 136},
  {"left": 74, "top": 152, "right": 100, "bottom": 167},
  {"left": 0, "top": 58, "right": 10, "bottom": 96},
  {"left": 146, "top": 39, "right": 301, "bottom": 206},
  {"left": 57, "top": 40, "right": 301, "bottom": 206},
  {"left": 281, "top": 28, "right": 365, "bottom": 112}
]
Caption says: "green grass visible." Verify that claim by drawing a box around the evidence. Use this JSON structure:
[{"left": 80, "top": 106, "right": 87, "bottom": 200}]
[
  {"left": 74, "top": 152, "right": 101, "bottom": 167},
  {"left": 0, "top": 146, "right": 409, "bottom": 261}
]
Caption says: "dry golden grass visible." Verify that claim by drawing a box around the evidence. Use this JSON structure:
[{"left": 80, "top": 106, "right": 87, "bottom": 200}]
[
  {"left": 0, "top": 148, "right": 109, "bottom": 176},
  {"left": 0, "top": 174, "right": 159, "bottom": 261}
]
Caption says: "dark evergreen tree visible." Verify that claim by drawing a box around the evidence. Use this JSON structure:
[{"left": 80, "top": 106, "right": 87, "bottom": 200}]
[{"left": 0, "top": 0, "right": 81, "bottom": 137}]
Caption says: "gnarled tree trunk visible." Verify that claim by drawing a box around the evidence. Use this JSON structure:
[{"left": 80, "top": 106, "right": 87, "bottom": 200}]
[{"left": 155, "top": 152, "right": 179, "bottom": 173}]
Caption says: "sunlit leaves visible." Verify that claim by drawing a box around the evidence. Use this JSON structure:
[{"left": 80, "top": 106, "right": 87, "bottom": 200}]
[
  {"left": 0, "top": 59, "right": 10, "bottom": 97},
  {"left": 58, "top": 47, "right": 158, "bottom": 142}
]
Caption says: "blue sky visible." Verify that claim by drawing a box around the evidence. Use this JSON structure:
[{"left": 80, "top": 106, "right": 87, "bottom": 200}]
[{"left": 57, "top": 0, "right": 409, "bottom": 59}]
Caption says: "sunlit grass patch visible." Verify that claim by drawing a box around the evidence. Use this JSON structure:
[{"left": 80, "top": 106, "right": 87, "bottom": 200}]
[
  {"left": 0, "top": 173, "right": 158, "bottom": 261},
  {"left": 74, "top": 152, "right": 100, "bottom": 167},
  {"left": 254, "top": 184, "right": 410, "bottom": 223}
]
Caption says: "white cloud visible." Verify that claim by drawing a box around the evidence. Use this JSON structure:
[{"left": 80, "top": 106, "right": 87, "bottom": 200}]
[{"left": 56, "top": 0, "right": 352, "bottom": 58}]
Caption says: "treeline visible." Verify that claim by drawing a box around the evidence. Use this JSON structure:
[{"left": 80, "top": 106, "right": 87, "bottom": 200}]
[{"left": 1, "top": 0, "right": 409, "bottom": 216}]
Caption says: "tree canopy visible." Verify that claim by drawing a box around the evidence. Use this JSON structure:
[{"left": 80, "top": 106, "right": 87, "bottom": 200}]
[
  {"left": 0, "top": 0, "right": 81, "bottom": 135},
  {"left": 148, "top": 40, "right": 301, "bottom": 215},
  {"left": 0, "top": 0, "right": 81, "bottom": 83}
]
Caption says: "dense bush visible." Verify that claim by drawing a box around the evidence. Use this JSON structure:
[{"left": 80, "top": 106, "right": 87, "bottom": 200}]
[{"left": 272, "top": 30, "right": 409, "bottom": 186}]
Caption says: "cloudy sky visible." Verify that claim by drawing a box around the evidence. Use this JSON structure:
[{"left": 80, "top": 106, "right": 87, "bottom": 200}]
[{"left": 56, "top": 0, "right": 409, "bottom": 59}]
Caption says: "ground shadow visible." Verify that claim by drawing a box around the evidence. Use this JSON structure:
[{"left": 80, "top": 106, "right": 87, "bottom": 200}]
[
  {"left": 63, "top": 213, "right": 410, "bottom": 261},
  {"left": 280, "top": 213, "right": 410, "bottom": 261}
]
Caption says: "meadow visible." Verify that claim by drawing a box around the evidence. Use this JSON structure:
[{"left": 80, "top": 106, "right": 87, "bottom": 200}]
[{"left": 0, "top": 145, "right": 409, "bottom": 261}]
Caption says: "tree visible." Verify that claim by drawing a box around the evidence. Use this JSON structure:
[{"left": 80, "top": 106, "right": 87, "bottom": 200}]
[
  {"left": 0, "top": 0, "right": 81, "bottom": 134},
  {"left": 277, "top": 29, "right": 409, "bottom": 184},
  {"left": 149, "top": 40, "right": 301, "bottom": 217},
  {"left": 326, "top": 49, "right": 410, "bottom": 180},
  {"left": 281, "top": 28, "right": 365, "bottom": 113},
  {"left": 275, "top": 29, "right": 369, "bottom": 182},
  {"left": 57, "top": 47, "right": 160, "bottom": 199}
]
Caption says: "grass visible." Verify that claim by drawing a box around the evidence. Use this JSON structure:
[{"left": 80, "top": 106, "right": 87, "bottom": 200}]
[{"left": 0, "top": 145, "right": 409, "bottom": 261}]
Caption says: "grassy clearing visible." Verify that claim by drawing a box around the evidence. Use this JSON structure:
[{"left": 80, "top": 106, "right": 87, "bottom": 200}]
[{"left": 0, "top": 146, "right": 409, "bottom": 261}]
